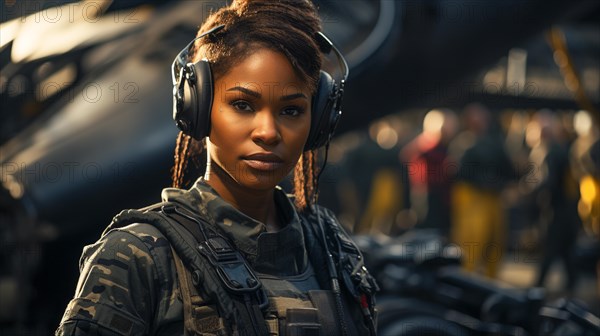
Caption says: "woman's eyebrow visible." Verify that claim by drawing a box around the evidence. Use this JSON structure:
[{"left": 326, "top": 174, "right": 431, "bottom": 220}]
[
  {"left": 281, "top": 93, "right": 308, "bottom": 101},
  {"left": 226, "top": 86, "right": 307, "bottom": 101},
  {"left": 226, "top": 86, "right": 261, "bottom": 98}
]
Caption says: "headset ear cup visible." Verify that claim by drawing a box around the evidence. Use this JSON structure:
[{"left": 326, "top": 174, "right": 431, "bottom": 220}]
[
  {"left": 173, "top": 61, "right": 214, "bottom": 140},
  {"left": 172, "top": 68, "right": 188, "bottom": 133},
  {"left": 190, "top": 61, "right": 214, "bottom": 140},
  {"left": 305, "top": 71, "right": 337, "bottom": 151}
]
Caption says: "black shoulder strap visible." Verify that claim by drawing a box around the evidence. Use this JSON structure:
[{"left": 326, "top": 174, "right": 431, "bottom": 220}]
[
  {"left": 107, "top": 202, "right": 269, "bottom": 336},
  {"left": 299, "top": 207, "right": 379, "bottom": 335},
  {"left": 158, "top": 203, "right": 269, "bottom": 336}
]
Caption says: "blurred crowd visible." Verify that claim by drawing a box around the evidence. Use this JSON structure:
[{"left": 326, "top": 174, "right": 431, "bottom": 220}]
[{"left": 321, "top": 104, "right": 599, "bottom": 296}]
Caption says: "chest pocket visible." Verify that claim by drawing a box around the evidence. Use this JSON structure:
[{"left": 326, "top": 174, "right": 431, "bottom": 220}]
[
  {"left": 265, "top": 296, "right": 319, "bottom": 336},
  {"left": 189, "top": 303, "right": 229, "bottom": 335},
  {"left": 263, "top": 291, "right": 362, "bottom": 336},
  {"left": 259, "top": 264, "right": 361, "bottom": 336}
]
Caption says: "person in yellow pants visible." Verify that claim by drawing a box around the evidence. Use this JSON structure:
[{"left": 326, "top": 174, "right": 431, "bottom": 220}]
[
  {"left": 451, "top": 182, "right": 505, "bottom": 278},
  {"left": 449, "top": 103, "right": 514, "bottom": 279}
]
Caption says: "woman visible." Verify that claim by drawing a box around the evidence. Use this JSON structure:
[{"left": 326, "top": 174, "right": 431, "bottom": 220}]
[{"left": 57, "top": 0, "right": 377, "bottom": 335}]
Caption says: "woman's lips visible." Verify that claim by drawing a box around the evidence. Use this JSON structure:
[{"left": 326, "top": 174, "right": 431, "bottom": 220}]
[
  {"left": 243, "top": 159, "right": 284, "bottom": 171},
  {"left": 242, "top": 153, "right": 284, "bottom": 171}
]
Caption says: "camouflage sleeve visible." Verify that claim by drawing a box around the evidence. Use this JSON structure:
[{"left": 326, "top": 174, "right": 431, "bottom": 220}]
[{"left": 56, "top": 225, "right": 168, "bottom": 335}]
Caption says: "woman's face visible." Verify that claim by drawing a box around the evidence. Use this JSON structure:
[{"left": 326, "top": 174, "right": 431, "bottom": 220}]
[{"left": 207, "top": 48, "right": 312, "bottom": 191}]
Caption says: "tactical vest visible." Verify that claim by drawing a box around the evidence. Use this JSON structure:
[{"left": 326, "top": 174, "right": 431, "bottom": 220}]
[{"left": 105, "top": 201, "right": 378, "bottom": 335}]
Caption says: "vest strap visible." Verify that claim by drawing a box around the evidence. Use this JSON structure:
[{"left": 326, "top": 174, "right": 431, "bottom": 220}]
[
  {"left": 299, "top": 207, "right": 379, "bottom": 336},
  {"left": 106, "top": 202, "right": 269, "bottom": 336},
  {"left": 170, "top": 244, "right": 198, "bottom": 336},
  {"left": 158, "top": 203, "right": 269, "bottom": 336}
]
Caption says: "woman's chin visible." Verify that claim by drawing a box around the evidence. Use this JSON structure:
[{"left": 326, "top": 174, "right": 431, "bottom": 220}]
[
  {"left": 208, "top": 160, "right": 291, "bottom": 191},
  {"left": 237, "top": 172, "right": 285, "bottom": 191}
]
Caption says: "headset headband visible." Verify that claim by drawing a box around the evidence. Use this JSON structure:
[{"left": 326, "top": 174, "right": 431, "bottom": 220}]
[
  {"left": 171, "top": 24, "right": 226, "bottom": 86},
  {"left": 172, "top": 25, "right": 348, "bottom": 88},
  {"left": 315, "top": 31, "right": 349, "bottom": 82}
]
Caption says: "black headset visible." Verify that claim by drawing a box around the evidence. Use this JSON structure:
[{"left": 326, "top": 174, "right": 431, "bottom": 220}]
[{"left": 171, "top": 24, "right": 349, "bottom": 151}]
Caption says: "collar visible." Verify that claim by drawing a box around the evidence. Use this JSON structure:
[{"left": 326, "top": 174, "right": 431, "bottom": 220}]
[{"left": 160, "top": 178, "right": 307, "bottom": 273}]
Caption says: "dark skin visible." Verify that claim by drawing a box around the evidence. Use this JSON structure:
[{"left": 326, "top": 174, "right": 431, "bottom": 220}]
[{"left": 204, "top": 48, "right": 312, "bottom": 231}]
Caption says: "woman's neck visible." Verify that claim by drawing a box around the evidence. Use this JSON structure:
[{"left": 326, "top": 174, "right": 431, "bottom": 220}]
[{"left": 204, "top": 162, "right": 280, "bottom": 232}]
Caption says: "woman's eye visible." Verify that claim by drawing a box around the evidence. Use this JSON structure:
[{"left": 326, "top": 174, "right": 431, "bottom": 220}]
[
  {"left": 231, "top": 101, "right": 253, "bottom": 112},
  {"left": 282, "top": 107, "right": 304, "bottom": 117}
]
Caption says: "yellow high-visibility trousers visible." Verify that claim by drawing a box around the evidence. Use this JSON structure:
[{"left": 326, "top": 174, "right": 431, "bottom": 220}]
[
  {"left": 357, "top": 168, "right": 405, "bottom": 235},
  {"left": 451, "top": 182, "right": 505, "bottom": 278}
]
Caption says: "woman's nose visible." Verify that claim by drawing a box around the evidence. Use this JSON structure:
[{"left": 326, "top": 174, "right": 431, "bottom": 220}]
[{"left": 251, "top": 111, "right": 281, "bottom": 146}]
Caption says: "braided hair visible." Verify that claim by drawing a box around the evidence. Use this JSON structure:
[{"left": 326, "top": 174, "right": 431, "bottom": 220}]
[{"left": 172, "top": 0, "right": 323, "bottom": 210}]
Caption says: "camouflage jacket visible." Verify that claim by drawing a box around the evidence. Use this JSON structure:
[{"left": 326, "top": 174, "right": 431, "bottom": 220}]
[{"left": 56, "top": 178, "right": 374, "bottom": 335}]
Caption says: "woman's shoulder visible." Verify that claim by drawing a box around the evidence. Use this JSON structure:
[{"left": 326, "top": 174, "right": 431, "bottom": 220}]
[
  {"left": 81, "top": 222, "right": 174, "bottom": 274},
  {"left": 98, "top": 223, "right": 170, "bottom": 260},
  {"left": 59, "top": 223, "right": 179, "bottom": 335},
  {"left": 107, "top": 222, "right": 171, "bottom": 248}
]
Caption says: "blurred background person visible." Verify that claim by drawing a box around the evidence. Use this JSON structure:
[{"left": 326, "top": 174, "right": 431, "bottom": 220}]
[
  {"left": 586, "top": 139, "right": 600, "bottom": 294},
  {"left": 570, "top": 111, "right": 599, "bottom": 295},
  {"left": 449, "top": 103, "right": 515, "bottom": 278},
  {"left": 570, "top": 110, "right": 599, "bottom": 241},
  {"left": 401, "top": 108, "right": 459, "bottom": 238},
  {"left": 525, "top": 110, "right": 582, "bottom": 294},
  {"left": 338, "top": 117, "right": 413, "bottom": 236}
]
